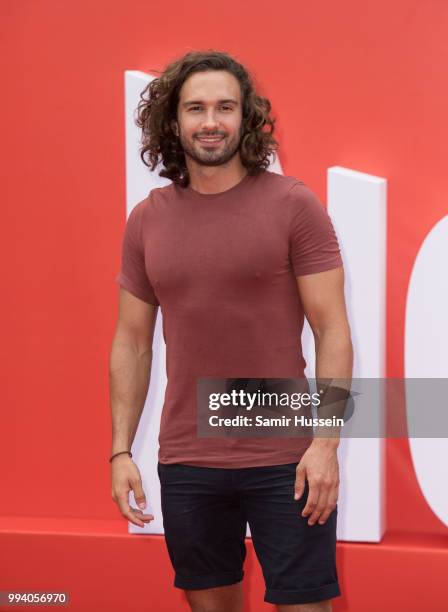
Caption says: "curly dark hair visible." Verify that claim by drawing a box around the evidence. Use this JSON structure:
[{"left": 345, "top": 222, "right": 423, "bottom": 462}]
[{"left": 135, "top": 49, "right": 279, "bottom": 187}]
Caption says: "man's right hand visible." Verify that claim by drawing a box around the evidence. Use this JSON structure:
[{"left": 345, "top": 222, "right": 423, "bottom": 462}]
[{"left": 111, "top": 455, "right": 154, "bottom": 528}]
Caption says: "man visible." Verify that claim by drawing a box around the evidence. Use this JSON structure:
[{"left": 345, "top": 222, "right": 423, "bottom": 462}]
[{"left": 109, "top": 49, "right": 353, "bottom": 612}]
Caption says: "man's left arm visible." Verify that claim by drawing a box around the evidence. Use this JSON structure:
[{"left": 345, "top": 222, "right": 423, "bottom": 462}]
[{"left": 294, "top": 265, "right": 353, "bottom": 526}]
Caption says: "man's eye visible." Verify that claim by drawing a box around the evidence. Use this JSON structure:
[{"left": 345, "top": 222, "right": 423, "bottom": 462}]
[{"left": 188, "top": 106, "right": 233, "bottom": 111}]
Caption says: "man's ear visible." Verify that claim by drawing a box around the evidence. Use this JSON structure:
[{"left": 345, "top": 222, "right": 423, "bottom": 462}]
[{"left": 171, "top": 120, "right": 179, "bottom": 136}]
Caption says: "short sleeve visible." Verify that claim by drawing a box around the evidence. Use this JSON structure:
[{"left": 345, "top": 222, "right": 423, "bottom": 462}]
[
  {"left": 115, "top": 199, "right": 159, "bottom": 306},
  {"left": 287, "top": 183, "right": 343, "bottom": 277}
]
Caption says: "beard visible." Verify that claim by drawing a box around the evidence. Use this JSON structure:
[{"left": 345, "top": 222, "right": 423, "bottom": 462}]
[{"left": 179, "top": 127, "right": 243, "bottom": 167}]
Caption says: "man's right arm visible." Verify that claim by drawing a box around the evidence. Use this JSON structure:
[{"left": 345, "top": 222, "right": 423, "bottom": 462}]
[{"left": 108, "top": 287, "right": 158, "bottom": 527}]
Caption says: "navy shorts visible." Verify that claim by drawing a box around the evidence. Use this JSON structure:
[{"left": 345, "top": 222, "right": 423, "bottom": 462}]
[{"left": 157, "top": 461, "right": 341, "bottom": 605}]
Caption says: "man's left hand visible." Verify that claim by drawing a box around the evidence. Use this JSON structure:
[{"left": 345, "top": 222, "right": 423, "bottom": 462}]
[{"left": 294, "top": 440, "right": 340, "bottom": 526}]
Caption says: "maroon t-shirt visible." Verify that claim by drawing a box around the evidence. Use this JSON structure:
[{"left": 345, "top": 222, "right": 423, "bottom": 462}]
[{"left": 115, "top": 170, "right": 343, "bottom": 468}]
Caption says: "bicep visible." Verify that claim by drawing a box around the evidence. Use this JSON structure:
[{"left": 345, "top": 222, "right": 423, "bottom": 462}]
[
  {"left": 114, "top": 287, "right": 158, "bottom": 352},
  {"left": 296, "top": 266, "right": 349, "bottom": 337}
]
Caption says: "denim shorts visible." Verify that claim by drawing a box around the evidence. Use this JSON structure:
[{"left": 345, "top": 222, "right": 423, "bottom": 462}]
[{"left": 157, "top": 461, "right": 340, "bottom": 605}]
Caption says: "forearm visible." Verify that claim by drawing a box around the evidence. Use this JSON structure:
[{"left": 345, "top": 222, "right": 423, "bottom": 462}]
[
  {"left": 313, "top": 325, "right": 353, "bottom": 446},
  {"left": 109, "top": 335, "right": 153, "bottom": 454}
]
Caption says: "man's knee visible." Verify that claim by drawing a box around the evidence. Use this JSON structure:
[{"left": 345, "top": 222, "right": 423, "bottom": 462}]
[
  {"left": 276, "top": 598, "right": 332, "bottom": 612},
  {"left": 185, "top": 582, "right": 244, "bottom": 612}
]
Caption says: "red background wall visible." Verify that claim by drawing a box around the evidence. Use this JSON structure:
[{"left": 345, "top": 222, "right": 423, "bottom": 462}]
[{"left": 1, "top": 1, "right": 447, "bottom": 608}]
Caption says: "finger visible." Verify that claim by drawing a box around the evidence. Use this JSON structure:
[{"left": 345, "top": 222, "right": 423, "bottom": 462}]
[
  {"left": 317, "top": 488, "right": 339, "bottom": 525},
  {"left": 125, "top": 510, "right": 146, "bottom": 527},
  {"left": 131, "top": 478, "right": 147, "bottom": 510},
  {"left": 307, "top": 485, "right": 329, "bottom": 525},
  {"left": 116, "top": 491, "right": 146, "bottom": 527},
  {"left": 301, "top": 479, "right": 319, "bottom": 518},
  {"left": 131, "top": 508, "right": 154, "bottom": 522},
  {"left": 125, "top": 507, "right": 145, "bottom": 527},
  {"left": 294, "top": 465, "right": 306, "bottom": 500}
]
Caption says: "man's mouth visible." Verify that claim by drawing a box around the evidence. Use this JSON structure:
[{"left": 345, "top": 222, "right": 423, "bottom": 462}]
[{"left": 197, "top": 136, "right": 225, "bottom": 144}]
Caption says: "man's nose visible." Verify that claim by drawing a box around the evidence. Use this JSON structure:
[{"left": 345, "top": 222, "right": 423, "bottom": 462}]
[{"left": 201, "top": 111, "right": 220, "bottom": 130}]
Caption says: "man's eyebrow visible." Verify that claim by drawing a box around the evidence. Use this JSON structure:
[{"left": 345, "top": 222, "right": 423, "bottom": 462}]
[{"left": 182, "top": 98, "right": 239, "bottom": 107}]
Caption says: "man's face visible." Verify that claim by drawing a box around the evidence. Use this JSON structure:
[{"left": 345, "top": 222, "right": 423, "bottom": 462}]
[{"left": 175, "top": 70, "right": 244, "bottom": 167}]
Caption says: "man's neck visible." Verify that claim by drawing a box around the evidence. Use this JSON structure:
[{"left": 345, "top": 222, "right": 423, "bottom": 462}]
[{"left": 187, "top": 163, "right": 248, "bottom": 195}]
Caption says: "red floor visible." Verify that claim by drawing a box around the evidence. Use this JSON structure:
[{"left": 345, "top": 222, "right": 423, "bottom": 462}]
[{"left": 1, "top": 516, "right": 447, "bottom": 611}]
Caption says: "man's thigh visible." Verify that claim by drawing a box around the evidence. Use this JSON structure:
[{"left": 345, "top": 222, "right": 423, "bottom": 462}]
[
  {"left": 238, "top": 462, "right": 341, "bottom": 607},
  {"left": 157, "top": 462, "right": 247, "bottom": 591}
]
